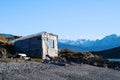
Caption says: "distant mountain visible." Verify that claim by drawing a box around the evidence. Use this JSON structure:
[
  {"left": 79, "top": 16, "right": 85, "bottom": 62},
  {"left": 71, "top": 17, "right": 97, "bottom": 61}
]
[
  {"left": 58, "top": 42, "right": 86, "bottom": 52},
  {"left": 92, "top": 46, "right": 120, "bottom": 58},
  {"left": 58, "top": 34, "right": 120, "bottom": 51},
  {"left": 1, "top": 33, "right": 14, "bottom": 37}
]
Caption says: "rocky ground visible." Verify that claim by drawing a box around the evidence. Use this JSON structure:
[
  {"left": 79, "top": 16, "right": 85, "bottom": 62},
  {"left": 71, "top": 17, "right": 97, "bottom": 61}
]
[{"left": 0, "top": 62, "right": 119, "bottom": 80}]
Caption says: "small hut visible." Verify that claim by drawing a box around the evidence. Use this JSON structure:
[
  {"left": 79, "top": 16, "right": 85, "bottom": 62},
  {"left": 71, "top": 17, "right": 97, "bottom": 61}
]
[{"left": 14, "top": 32, "right": 58, "bottom": 59}]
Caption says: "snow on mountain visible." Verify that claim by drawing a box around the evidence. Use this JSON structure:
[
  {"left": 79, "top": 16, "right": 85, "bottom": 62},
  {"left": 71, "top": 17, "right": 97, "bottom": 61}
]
[
  {"left": 59, "top": 39, "right": 77, "bottom": 45},
  {"left": 58, "top": 34, "right": 120, "bottom": 51},
  {"left": 59, "top": 39, "right": 89, "bottom": 46}
]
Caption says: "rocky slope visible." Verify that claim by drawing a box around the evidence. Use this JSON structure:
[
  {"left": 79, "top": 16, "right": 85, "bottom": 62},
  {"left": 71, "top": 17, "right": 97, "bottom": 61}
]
[{"left": 0, "top": 34, "right": 20, "bottom": 58}]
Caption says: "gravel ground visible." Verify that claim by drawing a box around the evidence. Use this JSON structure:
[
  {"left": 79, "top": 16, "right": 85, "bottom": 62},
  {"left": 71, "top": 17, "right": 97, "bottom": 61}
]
[{"left": 0, "top": 62, "right": 119, "bottom": 80}]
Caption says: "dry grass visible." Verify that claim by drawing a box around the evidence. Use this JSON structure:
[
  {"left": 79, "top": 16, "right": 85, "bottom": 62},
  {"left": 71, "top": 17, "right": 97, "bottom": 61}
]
[
  {"left": 0, "top": 58, "right": 11, "bottom": 63},
  {"left": 31, "top": 58, "right": 43, "bottom": 62}
]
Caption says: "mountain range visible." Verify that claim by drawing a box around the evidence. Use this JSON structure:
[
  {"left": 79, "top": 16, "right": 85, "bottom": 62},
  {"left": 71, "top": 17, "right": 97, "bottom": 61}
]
[
  {"left": 58, "top": 34, "right": 120, "bottom": 52},
  {"left": 1, "top": 33, "right": 120, "bottom": 52}
]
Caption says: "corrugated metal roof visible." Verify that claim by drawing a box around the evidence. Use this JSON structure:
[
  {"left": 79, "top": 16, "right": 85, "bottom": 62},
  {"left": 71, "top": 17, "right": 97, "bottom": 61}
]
[{"left": 14, "top": 32, "right": 57, "bottom": 42}]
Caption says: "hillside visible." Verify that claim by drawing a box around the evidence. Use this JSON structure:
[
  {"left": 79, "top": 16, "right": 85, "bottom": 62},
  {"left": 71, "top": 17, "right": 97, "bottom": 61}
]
[
  {"left": 0, "top": 34, "right": 10, "bottom": 45},
  {"left": 0, "top": 34, "right": 20, "bottom": 45},
  {"left": 0, "top": 34, "right": 20, "bottom": 58},
  {"left": 92, "top": 46, "right": 120, "bottom": 58}
]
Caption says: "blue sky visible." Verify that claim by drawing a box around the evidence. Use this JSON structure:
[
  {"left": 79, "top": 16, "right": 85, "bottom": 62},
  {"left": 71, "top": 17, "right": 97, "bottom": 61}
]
[{"left": 0, "top": 0, "right": 120, "bottom": 40}]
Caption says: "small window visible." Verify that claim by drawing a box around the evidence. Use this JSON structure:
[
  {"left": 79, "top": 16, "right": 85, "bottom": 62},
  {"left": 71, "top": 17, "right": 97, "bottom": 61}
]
[{"left": 47, "top": 39, "right": 54, "bottom": 48}]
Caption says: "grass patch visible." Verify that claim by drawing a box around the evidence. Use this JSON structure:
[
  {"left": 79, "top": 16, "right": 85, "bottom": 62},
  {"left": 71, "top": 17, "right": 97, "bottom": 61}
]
[
  {"left": 0, "top": 58, "right": 11, "bottom": 63},
  {"left": 31, "top": 58, "right": 43, "bottom": 62}
]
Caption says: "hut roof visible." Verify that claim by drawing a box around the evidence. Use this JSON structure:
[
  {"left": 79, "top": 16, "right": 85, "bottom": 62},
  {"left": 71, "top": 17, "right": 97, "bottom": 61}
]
[{"left": 13, "top": 32, "right": 57, "bottom": 42}]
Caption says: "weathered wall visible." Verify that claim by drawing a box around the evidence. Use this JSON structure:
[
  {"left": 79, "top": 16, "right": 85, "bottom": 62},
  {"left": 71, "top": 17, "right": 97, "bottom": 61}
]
[
  {"left": 27, "top": 36, "right": 42, "bottom": 58},
  {"left": 15, "top": 36, "right": 43, "bottom": 58},
  {"left": 15, "top": 39, "right": 29, "bottom": 53},
  {"left": 42, "top": 33, "right": 58, "bottom": 59}
]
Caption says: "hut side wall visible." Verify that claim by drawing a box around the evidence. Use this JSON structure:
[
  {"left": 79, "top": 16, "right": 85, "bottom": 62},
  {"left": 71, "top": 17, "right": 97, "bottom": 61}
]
[
  {"left": 15, "top": 36, "right": 43, "bottom": 58},
  {"left": 28, "top": 36, "right": 43, "bottom": 58}
]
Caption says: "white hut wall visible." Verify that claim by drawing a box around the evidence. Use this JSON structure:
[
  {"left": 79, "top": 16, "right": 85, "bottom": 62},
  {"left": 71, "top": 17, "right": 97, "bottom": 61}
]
[{"left": 42, "top": 33, "right": 58, "bottom": 59}]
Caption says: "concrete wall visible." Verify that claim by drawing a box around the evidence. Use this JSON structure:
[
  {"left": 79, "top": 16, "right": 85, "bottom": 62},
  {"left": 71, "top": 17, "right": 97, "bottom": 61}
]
[{"left": 42, "top": 33, "right": 58, "bottom": 59}]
